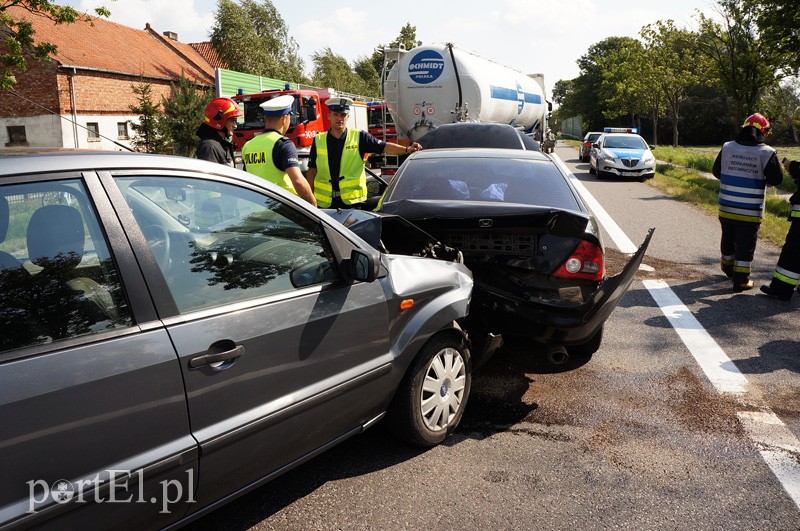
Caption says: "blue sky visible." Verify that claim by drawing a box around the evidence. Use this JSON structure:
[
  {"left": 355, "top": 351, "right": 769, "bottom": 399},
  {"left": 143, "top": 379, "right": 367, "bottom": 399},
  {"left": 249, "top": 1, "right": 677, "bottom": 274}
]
[{"left": 65, "top": 0, "right": 719, "bottom": 88}]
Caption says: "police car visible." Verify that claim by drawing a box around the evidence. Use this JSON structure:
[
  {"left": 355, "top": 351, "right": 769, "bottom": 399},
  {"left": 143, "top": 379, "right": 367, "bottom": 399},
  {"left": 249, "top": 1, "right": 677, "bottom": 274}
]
[{"left": 589, "top": 128, "right": 656, "bottom": 181}]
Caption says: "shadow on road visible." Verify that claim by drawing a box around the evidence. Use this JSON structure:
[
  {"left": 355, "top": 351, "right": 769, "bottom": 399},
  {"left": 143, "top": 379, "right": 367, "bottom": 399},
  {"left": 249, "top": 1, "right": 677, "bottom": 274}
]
[{"left": 186, "top": 338, "right": 586, "bottom": 530}]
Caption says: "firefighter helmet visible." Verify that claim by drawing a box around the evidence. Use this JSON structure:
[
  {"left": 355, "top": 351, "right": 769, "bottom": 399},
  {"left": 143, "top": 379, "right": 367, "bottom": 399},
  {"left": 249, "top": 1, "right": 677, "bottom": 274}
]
[
  {"left": 742, "top": 113, "right": 770, "bottom": 132},
  {"left": 204, "top": 97, "right": 242, "bottom": 130}
]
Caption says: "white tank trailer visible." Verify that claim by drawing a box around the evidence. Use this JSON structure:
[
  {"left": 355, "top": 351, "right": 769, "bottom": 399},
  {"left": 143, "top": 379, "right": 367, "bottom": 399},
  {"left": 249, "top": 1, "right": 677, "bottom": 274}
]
[{"left": 385, "top": 43, "right": 550, "bottom": 142}]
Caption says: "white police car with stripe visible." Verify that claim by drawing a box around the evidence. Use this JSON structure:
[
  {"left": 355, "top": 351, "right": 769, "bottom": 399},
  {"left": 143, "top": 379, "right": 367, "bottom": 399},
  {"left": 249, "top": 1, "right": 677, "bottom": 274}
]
[{"left": 589, "top": 127, "right": 656, "bottom": 181}]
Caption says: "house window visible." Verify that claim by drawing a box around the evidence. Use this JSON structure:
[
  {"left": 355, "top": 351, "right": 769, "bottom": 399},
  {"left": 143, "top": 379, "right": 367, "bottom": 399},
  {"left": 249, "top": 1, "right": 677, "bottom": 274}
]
[
  {"left": 117, "top": 122, "right": 129, "bottom": 140},
  {"left": 87, "top": 122, "right": 100, "bottom": 142},
  {"left": 6, "top": 126, "right": 28, "bottom": 146}
]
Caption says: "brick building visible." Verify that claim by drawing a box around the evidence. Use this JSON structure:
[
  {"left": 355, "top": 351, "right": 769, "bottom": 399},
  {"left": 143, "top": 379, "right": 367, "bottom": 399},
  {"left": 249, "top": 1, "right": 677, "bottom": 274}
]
[{"left": 0, "top": 7, "right": 216, "bottom": 151}]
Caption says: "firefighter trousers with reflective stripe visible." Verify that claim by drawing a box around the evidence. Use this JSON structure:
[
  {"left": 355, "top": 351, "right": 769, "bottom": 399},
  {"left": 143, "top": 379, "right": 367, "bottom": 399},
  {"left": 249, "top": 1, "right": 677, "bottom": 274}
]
[
  {"left": 719, "top": 217, "right": 759, "bottom": 283},
  {"left": 767, "top": 218, "right": 800, "bottom": 296}
]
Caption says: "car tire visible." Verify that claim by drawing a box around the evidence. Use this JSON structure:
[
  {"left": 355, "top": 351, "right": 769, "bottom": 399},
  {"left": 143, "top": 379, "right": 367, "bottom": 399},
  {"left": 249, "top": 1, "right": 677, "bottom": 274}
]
[
  {"left": 589, "top": 164, "right": 596, "bottom": 175},
  {"left": 386, "top": 333, "right": 471, "bottom": 447},
  {"left": 568, "top": 326, "right": 603, "bottom": 358}
]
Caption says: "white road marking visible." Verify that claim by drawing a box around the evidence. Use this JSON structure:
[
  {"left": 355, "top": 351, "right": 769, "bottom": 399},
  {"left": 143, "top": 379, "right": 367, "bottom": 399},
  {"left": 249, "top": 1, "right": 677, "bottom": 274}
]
[{"left": 553, "top": 152, "right": 800, "bottom": 509}]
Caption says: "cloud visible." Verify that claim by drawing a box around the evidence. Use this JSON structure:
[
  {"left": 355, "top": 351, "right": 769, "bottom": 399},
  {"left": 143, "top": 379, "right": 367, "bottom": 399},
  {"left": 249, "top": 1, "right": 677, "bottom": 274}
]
[{"left": 76, "top": 0, "right": 214, "bottom": 42}]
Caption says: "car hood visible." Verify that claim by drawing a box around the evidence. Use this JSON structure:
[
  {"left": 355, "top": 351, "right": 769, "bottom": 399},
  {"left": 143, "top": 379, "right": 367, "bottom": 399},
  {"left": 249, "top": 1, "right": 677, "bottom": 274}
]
[{"left": 605, "top": 148, "right": 648, "bottom": 158}]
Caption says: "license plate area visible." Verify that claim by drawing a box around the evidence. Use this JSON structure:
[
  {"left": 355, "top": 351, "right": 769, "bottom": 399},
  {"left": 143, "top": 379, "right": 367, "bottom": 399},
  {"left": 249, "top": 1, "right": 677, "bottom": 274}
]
[{"left": 446, "top": 232, "right": 536, "bottom": 256}]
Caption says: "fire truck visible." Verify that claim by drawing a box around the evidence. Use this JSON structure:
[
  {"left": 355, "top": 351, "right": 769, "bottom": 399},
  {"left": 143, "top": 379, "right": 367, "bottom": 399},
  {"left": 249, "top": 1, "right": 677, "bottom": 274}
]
[
  {"left": 229, "top": 85, "right": 368, "bottom": 171},
  {"left": 365, "top": 101, "right": 403, "bottom": 176}
]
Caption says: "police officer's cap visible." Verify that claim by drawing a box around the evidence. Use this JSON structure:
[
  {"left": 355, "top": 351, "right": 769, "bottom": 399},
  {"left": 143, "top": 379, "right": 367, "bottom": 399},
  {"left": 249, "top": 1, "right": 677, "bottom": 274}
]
[
  {"left": 326, "top": 96, "right": 353, "bottom": 114},
  {"left": 260, "top": 95, "right": 295, "bottom": 117}
]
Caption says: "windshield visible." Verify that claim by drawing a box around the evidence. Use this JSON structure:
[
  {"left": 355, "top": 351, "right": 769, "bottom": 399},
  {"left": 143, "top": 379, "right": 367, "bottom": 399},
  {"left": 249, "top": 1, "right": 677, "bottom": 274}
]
[
  {"left": 388, "top": 157, "right": 580, "bottom": 211},
  {"left": 603, "top": 135, "right": 647, "bottom": 149},
  {"left": 240, "top": 96, "right": 300, "bottom": 129}
]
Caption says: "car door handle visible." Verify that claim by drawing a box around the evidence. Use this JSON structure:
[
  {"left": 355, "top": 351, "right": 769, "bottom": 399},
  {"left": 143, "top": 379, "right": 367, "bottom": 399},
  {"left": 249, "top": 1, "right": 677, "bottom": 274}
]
[{"left": 189, "top": 344, "right": 244, "bottom": 368}]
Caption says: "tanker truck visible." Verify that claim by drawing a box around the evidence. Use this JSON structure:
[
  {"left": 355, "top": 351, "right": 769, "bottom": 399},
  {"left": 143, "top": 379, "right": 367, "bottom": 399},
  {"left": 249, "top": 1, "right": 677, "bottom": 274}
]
[{"left": 382, "top": 43, "right": 551, "bottom": 143}]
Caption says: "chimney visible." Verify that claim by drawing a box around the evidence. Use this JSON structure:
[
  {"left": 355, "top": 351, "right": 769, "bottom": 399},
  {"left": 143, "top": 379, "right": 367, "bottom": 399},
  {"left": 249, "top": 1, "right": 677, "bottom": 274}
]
[{"left": 163, "top": 31, "right": 178, "bottom": 41}]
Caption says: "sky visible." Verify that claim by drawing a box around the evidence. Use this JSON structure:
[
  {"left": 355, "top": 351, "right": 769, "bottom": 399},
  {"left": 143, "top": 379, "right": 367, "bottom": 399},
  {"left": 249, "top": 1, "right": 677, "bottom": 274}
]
[{"left": 65, "top": 0, "right": 720, "bottom": 90}]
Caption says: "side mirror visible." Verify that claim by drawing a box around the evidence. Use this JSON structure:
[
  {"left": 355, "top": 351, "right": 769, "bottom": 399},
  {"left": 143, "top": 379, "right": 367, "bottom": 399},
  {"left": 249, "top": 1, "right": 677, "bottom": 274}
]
[
  {"left": 592, "top": 142, "right": 599, "bottom": 148},
  {"left": 649, "top": 145, "right": 656, "bottom": 150},
  {"left": 350, "top": 248, "right": 379, "bottom": 282},
  {"left": 305, "top": 102, "right": 318, "bottom": 122}
]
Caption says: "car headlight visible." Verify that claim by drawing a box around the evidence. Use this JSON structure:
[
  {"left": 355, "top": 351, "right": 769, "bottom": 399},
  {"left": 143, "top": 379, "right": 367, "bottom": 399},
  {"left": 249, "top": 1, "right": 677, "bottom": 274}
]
[
  {"left": 598, "top": 150, "right": 615, "bottom": 161},
  {"left": 641, "top": 152, "right": 655, "bottom": 164}
]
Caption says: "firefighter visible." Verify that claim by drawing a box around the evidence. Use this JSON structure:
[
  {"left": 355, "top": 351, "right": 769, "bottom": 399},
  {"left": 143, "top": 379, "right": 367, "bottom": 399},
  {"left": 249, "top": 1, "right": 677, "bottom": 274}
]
[
  {"left": 306, "top": 96, "right": 422, "bottom": 209},
  {"left": 712, "top": 112, "right": 783, "bottom": 292},
  {"left": 196, "top": 97, "right": 242, "bottom": 166},
  {"left": 241, "top": 95, "right": 316, "bottom": 206},
  {"left": 760, "top": 157, "right": 800, "bottom": 301}
]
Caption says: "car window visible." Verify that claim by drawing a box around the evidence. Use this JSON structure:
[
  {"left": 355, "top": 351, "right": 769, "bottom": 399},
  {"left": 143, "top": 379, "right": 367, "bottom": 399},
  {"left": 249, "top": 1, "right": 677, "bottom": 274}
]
[
  {"left": 389, "top": 158, "right": 580, "bottom": 211},
  {"left": 603, "top": 135, "right": 647, "bottom": 149},
  {"left": 0, "top": 180, "right": 133, "bottom": 353},
  {"left": 588, "top": 133, "right": 601, "bottom": 142},
  {"left": 114, "top": 176, "right": 339, "bottom": 313}
]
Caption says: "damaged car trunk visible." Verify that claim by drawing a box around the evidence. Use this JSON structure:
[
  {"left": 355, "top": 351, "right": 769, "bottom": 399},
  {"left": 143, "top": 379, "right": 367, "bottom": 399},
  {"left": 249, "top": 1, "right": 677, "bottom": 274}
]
[{"left": 371, "top": 148, "right": 654, "bottom": 364}]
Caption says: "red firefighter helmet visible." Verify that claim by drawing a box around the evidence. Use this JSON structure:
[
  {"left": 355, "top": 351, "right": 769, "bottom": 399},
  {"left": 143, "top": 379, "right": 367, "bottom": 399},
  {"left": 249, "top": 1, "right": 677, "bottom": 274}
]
[
  {"left": 742, "top": 113, "right": 770, "bottom": 132},
  {"left": 204, "top": 97, "right": 243, "bottom": 130}
]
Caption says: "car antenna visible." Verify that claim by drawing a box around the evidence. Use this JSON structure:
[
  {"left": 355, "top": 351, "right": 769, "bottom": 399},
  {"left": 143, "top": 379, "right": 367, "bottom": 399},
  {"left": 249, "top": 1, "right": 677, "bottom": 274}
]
[{"left": 7, "top": 90, "right": 135, "bottom": 152}]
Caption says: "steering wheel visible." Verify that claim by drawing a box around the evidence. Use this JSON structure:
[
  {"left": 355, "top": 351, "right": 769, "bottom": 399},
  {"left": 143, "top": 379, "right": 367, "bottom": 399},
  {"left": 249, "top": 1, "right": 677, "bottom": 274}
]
[{"left": 143, "top": 225, "right": 170, "bottom": 271}]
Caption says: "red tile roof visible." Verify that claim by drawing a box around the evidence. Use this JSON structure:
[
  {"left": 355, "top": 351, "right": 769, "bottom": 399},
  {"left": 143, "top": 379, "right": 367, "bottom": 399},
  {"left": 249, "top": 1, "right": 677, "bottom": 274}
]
[
  {"left": 190, "top": 42, "right": 227, "bottom": 70},
  {"left": 6, "top": 5, "right": 214, "bottom": 85}
]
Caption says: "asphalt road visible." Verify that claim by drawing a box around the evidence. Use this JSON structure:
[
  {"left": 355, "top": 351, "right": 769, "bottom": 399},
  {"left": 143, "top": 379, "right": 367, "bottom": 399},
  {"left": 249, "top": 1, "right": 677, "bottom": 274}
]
[{"left": 187, "top": 144, "right": 800, "bottom": 530}]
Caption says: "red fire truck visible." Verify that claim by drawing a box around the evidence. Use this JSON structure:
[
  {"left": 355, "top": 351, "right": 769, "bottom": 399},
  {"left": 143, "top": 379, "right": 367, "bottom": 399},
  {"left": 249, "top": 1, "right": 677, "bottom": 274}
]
[{"left": 229, "top": 85, "right": 367, "bottom": 171}]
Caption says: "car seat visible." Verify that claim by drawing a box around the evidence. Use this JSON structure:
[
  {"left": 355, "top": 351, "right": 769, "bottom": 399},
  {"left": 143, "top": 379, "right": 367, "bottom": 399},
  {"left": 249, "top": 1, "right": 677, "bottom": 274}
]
[{"left": 26, "top": 205, "right": 118, "bottom": 339}]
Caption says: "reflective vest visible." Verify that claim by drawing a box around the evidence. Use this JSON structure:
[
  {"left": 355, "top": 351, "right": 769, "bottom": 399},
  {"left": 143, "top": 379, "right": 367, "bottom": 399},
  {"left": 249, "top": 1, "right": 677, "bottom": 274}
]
[
  {"left": 241, "top": 131, "right": 297, "bottom": 196},
  {"left": 313, "top": 129, "right": 367, "bottom": 207},
  {"left": 717, "top": 141, "right": 776, "bottom": 223}
]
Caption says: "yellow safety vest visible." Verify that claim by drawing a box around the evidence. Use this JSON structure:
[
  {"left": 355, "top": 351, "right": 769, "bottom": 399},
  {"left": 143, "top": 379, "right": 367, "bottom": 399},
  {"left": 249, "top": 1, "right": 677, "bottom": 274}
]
[
  {"left": 313, "top": 129, "right": 367, "bottom": 207},
  {"left": 241, "top": 131, "right": 297, "bottom": 196}
]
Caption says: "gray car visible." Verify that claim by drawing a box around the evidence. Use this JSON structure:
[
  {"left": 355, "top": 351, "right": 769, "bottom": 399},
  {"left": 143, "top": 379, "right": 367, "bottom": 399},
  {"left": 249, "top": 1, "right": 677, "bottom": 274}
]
[{"left": 0, "top": 152, "right": 473, "bottom": 529}]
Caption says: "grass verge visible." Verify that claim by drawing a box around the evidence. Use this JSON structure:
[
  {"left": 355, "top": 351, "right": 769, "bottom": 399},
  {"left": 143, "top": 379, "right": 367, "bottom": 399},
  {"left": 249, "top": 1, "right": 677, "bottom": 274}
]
[{"left": 649, "top": 163, "right": 790, "bottom": 247}]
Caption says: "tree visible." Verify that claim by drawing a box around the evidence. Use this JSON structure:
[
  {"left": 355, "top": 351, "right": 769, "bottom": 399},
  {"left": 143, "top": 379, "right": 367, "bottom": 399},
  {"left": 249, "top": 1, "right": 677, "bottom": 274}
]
[
  {"left": 762, "top": 78, "right": 800, "bottom": 144},
  {"left": 696, "top": 0, "right": 781, "bottom": 127},
  {"left": 1, "top": 0, "right": 109, "bottom": 89},
  {"left": 596, "top": 38, "right": 647, "bottom": 130},
  {"left": 210, "top": 0, "right": 306, "bottom": 83},
  {"left": 161, "top": 71, "right": 212, "bottom": 157},
  {"left": 353, "top": 56, "right": 379, "bottom": 98},
  {"left": 641, "top": 20, "right": 706, "bottom": 146},
  {"left": 129, "top": 81, "right": 170, "bottom": 154},
  {"left": 310, "top": 47, "right": 368, "bottom": 96},
  {"left": 751, "top": 0, "right": 800, "bottom": 74},
  {"left": 569, "top": 37, "right": 641, "bottom": 132},
  {"left": 366, "top": 22, "right": 417, "bottom": 96}
]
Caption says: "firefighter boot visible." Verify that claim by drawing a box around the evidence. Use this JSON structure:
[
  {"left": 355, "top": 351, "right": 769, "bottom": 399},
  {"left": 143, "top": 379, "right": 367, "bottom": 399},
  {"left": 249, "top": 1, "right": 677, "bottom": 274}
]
[
  {"left": 732, "top": 275, "right": 754, "bottom": 292},
  {"left": 760, "top": 281, "right": 794, "bottom": 301},
  {"left": 721, "top": 262, "right": 733, "bottom": 278}
]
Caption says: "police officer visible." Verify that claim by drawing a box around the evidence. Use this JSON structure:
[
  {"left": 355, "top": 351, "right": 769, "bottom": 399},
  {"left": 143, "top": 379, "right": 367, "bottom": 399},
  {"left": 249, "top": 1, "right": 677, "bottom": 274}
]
[
  {"left": 306, "top": 96, "right": 422, "bottom": 209},
  {"left": 761, "top": 157, "right": 800, "bottom": 301},
  {"left": 241, "top": 95, "right": 317, "bottom": 206},
  {"left": 196, "top": 97, "right": 242, "bottom": 166},
  {"left": 712, "top": 112, "right": 783, "bottom": 292}
]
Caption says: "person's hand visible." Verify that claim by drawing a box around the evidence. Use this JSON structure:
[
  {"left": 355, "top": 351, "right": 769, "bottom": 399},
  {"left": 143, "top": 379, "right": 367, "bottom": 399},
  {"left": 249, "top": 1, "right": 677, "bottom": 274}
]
[{"left": 406, "top": 142, "right": 422, "bottom": 154}]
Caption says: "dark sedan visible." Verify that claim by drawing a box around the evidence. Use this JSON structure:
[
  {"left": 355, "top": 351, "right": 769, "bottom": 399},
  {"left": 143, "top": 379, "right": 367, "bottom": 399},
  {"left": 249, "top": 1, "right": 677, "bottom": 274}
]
[{"left": 377, "top": 148, "right": 653, "bottom": 364}]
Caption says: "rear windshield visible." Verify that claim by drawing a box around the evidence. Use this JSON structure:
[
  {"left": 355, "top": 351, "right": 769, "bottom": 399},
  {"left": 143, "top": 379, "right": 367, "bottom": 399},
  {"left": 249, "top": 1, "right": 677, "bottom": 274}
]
[
  {"left": 587, "top": 133, "right": 601, "bottom": 142},
  {"left": 603, "top": 135, "right": 647, "bottom": 149},
  {"left": 388, "top": 157, "right": 580, "bottom": 211}
]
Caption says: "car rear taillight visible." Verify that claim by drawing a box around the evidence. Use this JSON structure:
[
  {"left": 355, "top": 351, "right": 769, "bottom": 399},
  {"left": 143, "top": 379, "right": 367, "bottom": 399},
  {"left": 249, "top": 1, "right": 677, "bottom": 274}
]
[
  {"left": 554, "top": 240, "right": 604, "bottom": 281},
  {"left": 584, "top": 141, "right": 591, "bottom": 148}
]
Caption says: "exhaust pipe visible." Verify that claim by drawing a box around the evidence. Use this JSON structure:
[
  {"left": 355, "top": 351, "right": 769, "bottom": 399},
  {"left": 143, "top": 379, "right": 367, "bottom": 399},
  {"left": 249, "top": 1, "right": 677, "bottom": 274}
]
[{"left": 546, "top": 343, "right": 569, "bottom": 365}]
